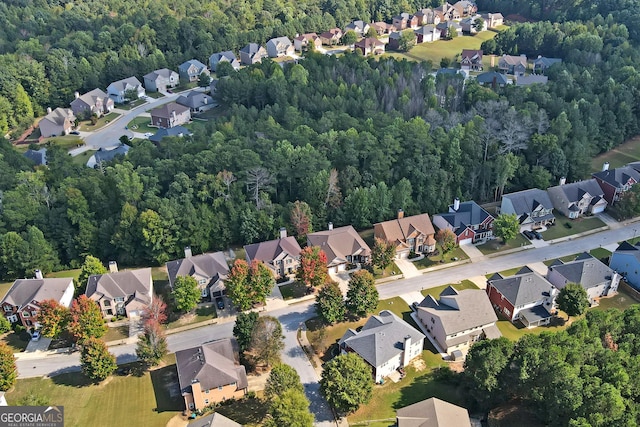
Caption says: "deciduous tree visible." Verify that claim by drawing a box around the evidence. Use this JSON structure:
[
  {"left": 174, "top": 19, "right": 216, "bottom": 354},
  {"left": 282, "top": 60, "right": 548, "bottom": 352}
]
[
  {"left": 557, "top": 283, "right": 589, "bottom": 320},
  {"left": 136, "top": 320, "right": 168, "bottom": 367},
  {"left": 371, "top": 237, "right": 395, "bottom": 270},
  {"left": 80, "top": 338, "right": 117, "bottom": 382},
  {"left": 320, "top": 353, "right": 372, "bottom": 414},
  {"left": 435, "top": 229, "right": 457, "bottom": 255},
  {"left": 493, "top": 213, "right": 519, "bottom": 243},
  {"left": 67, "top": 295, "right": 107, "bottom": 344},
  {"left": 142, "top": 294, "right": 168, "bottom": 325},
  {"left": 36, "top": 299, "right": 69, "bottom": 338},
  {"left": 296, "top": 246, "right": 328, "bottom": 290},
  {"left": 247, "top": 316, "right": 284, "bottom": 368},
  {"left": 464, "top": 337, "right": 514, "bottom": 410},
  {"left": 290, "top": 201, "right": 313, "bottom": 240},
  {"left": 316, "top": 281, "right": 345, "bottom": 324},
  {"left": 342, "top": 31, "right": 357, "bottom": 46},
  {"left": 345, "top": 270, "right": 378, "bottom": 318},
  {"left": 0, "top": 316, "right": 10, "bottom": 334},
  {"left": 264, "top": 363, "right": 304, "bottom": 400},
  {"left": 473, "top": 17, "right": 485, "bottom": 32},
  {"left": 0, "top": 342, "right": 17, "bottom": 391},
  {"left": 264, "top": 389, "right": 314, "bottom": 427},
  {"left": 77, "top": 255, "right": 106, "bottom": 297},
  {"left": 233, "top": 311, "right": 258, "bottom": 352},
  {"left": 226, "top": 260, "right": 275, "bottom": 311},
  {"left": 172, "top": 275, "right": 200, "bottom": 312},
  {"left": 398, "top": 29, "right": 416, "bottom": 52}
]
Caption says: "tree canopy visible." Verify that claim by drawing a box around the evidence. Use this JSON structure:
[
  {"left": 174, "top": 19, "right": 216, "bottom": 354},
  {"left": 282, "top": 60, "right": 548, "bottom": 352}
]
[{"left": 320, "top": 353, "right": 373, "bottom": 414}]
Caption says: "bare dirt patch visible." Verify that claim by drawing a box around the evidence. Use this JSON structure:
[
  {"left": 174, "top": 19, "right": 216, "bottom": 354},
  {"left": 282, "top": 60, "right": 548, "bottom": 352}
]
[
  {"left": 165, "top": 413, "right": 188, "bottom": 427},
  {"left": 410, "top": 358, "right": 427, "bottom": 372},
  {"left": 447, "top": 361, "right": 465, "bottom": 373}
]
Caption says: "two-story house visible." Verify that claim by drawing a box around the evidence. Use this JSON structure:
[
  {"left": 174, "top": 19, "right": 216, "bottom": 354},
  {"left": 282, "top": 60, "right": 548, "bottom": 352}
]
[
  {"left": 482, "top": 12, "right": 504, "bottom": 28},
  {"left": 345, "top": 20, "right": 371, "bottom": 36},
  {"left": 307, "top": 224, "right": 371, "bottom": 273},
  {"left": 354, "top": 38, "right": 386, "bottom": 56},
  {"left": 392, "top": 13, "right": 419, "bottom": 30},
  {"left": 339, "top": 310, "right": 425, "bottom": 383},
  {"left": 460, "top": 49, "right": 483, "bottom": 71},
  {"left": 266, "top": 37, "right": 294, "bottom": 58},
  {"left": 415, "top": 25, "right": 441, "bottom": 43},
  {"left": 85, "top": 263, "right": 153, "bottom": 318},
  {"left": 500, "top": 188, "right": 556, "bottom": 230},
  {"left": 1, "top": 271, "right": 74, "bottom": 327},
  {"left": 143, "top": 68, "right": 179, "bottom": 93},
  {"left": 532, "top": 56, "right": 562, "bottom": 74},
  {"left": 320, "top": 28, "right": 344, "bottom": 45},
  {"left": 70, "top": 89, "right": 114, "bottom": 118},
  {"left": 176, "top": 338, "right": 247, "bottom": 411},
  {"left": 239, "top": 43, "right": 268, "bottom": 65},
  {"left": 498, "top": 54, "right": 528, "bottom": 75},
  {"left": 176, "top": 91, "right": 215, "bottom": 113},
  {"left": 453, "top": 0, "right": 477, "bottom": 16},
  {"left": 208, "top": 51, "right": 240, "bottom": 72},
  {"left": 592, "top": 163, "right": 640, "bottom": 205},
  {"left": 374, "top": 210, "right": 436, "bottom": 258},
  {"left": 166, "top": 248, "right": 229, "bottom": 299},
  {"left": 486, "top": 267, "right": 556, "bottom": 328},
  {"left": 415, "top": 8, "right": 441, "bottom": 25},
  {"left": 293, "top": 33, "right": 322, "bottom": 52},
  {"left": 432, "top": 199, "right": 494, "bottom": 245},
  {"left": 547, "top": 178, "right": 607, "bottom": 218},
  {"left": 150, "top": 102, "right": 191, "bottom": 129},
  {"left": 106, "top": 76, "right": 145, "bottom": 104},
  {"left": 610, "top": 241, "right": 640, "bottom": 292},
  {"left": 38, "top": 107, "right": 75, "bottom": 138},
  {"left": 244, "top": 229, "right": 302, "bottom": 279},
  {"left": 547, "top": 253, "right": 620, "bottom": 306},
  {"left": 178, "top": 59, "right": 209, "bottom": 83}
]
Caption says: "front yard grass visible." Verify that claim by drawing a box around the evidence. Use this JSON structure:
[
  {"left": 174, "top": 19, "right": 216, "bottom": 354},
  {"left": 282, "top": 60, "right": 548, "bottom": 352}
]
[
  {"left": 496, "top": 317, "right": 568, "bottom": 341},
  {"left": 279, "top": 281, "right": 309, "bottom": 300},
  {"left": 0, "top": 281, "right": 13, "bottom": 299},
  {"left": 477, "top": 234, "right": 530, "bottom": 255},
  {"left": 43, "top": 135, "right": 82, "bottom": 150},
  {"left": 215, "top": 396, "right": 269, "bottom": 427},
  {"left": 413, "top": 247, "right": 468, "bottom": 269},
  {"left": 71, "top": 149, "right": 95, "bottom": 166},
  {"left": 165, "top": 303, "right": 217, "bottom": 330},
  {"left": 373, "top": 262, "right": 402, "bottom": 279},
  {"left": 541, "top": 216, "right": 606, "bottom": 240},
  {"left": 116, "top": 99, "right": 147, "bottom": 110},
  {"left": 0, "top": 330, "right": 30, "bottom": 352},
  {"left": 421, "top": 280, "right": 479, "bottom": 298},
  {"left": 78, "top": 112, "right": 120, "bottom": 131},
  {"left": 146, "top": 91, "right": 165, "bottom": 99},
  {"left": 103, "top": 325, "right": 129, "bottom": 342},
  {"left": 127, "top": 117, "right": 157, "bottom": 134}
]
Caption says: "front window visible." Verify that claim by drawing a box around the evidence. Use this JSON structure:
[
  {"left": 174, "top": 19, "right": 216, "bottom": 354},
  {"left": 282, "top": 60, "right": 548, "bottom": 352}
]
[
  {"left": 22, "top": 311, "right": 30, "bottom": 318},
  {"left": 198, "top": 279, "right": 207, "bottom": 285},
  {"left": 114, "top": 297, "right": 125, "bottom": 303},
  {"left": 3, "top": 305, "right": 11, "bottom": 312},
  {"left": 104, "top": 300, "right": 111, "bottom": 307},
  {"left": 31, "top": 311, "right": 37, "bottom": 317}
]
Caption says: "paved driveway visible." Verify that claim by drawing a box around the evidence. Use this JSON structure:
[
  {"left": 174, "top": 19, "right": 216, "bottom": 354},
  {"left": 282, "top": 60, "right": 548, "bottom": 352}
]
[
  {"left": 459, "top": 244, "right": 484, "bottom": 260},
  {"left": 395, "top": 258, "right": 421, "bottom": 278}
]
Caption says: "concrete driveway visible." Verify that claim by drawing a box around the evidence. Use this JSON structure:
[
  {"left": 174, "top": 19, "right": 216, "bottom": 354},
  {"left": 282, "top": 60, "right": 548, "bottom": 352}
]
[
  {"left": 459, "top": 244, "right": 484, "bottom": 260},
  {"left": 25, "top": 336, "right": 51, "bottom": 353},
  {"left": 395, "top": 258, "right": 420, "bottom": 278}
]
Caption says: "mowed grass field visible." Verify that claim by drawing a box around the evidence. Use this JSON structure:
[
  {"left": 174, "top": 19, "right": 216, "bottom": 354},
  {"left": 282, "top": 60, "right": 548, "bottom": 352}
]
[{"left": 591, "top": 135, "right": 640, "bottom": 171}]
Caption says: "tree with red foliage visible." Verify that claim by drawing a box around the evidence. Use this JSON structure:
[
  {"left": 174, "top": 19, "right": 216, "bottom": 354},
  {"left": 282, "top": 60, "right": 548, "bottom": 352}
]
[
  {"left": 142, "top": 294, "right": 167, "bottom": 325},
  {"left": 36, "top": 299, "right": 69, "bottom": 338},
  {"left": 296, "top": 246, "right": 328, "bottom": 290},
  {"left": 67, "top": 295, "right": 107, "bottom": 344},
  {"left": 226, "top": 259, "right": 275, "bottom": 311}
]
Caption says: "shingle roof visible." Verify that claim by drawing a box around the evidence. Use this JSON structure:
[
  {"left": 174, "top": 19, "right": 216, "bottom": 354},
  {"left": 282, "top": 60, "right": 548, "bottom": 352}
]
[
  {"left": 244, "top": 237, "right": 301, "bottom": 266},
  {"left": 374, "top": 214, "right": 436, "bottom": 248},
  {"left": 176, "top": 338, "right": 247, "bottom": 395},
  {"left": 176, "top": 91, "right": 214, "bottom": 109},
  {"left": 476, "top": 72, "right": 508, "bottom": 85},
  {"left": 434, "top": 201, "right": 492, "bottom": 231},
  {"left": 150, "top": 102, "right": 190, "bottom": 119},
  {"left": 1, "top": 278, "right": 73, "bottom": 309},
  {"left": 338, "top": 310, "right": 424, "bottom": 368},
  {"left": 500, "top": 54, "right": 527, "bottom": 66},
  {"left": 502, "top": 188, "right": 554, "bottom": 215},
  {"left": 266, "top": 37, "right": 292, "bottom": 48},
  {"left": 487, "top": 269, "right": 554, "bottom": 307},
  {"left": 85, "top": 268, "right": 152, "bottom": 308},
  {"left": 533, "top": 56, "right": 562, "bottom": 68},
  {"left": 24, "top": 148, "right": 47, "bottom": 165},
  {"left": 547, "top": 179, "right": 604, "bottom": 204},
  {"left": 179, "top": 59, "right": 208, "bottom": 74},
  {"left": 548, "top": 252, "right": 615, "bottom": 290},
  {"left": 143, "top": 68, "right": 177, "bottom": 81},
  {"left": 42, "top": 107, "right": 74, "bottom": 126},
  {"left": 307, "top": 226, "right": 371, "bottom": 266},
  {"left": 149, "top": 126, "right": 192, "bottom": 143},
  {"left": 240, "top": 43, "right": 262, "bottom": 54},
  {"left": 397, "top": 397, "right": 471, "bottom": 427},
  {"left": 188, "top": 413, "right": 242, "bottom": 427},
  {"left": 166, "top": 252, "right": 229, "bottom": 294},
  {"left": 72, "top": 88, "right": 109, "bottom": 107},
  {"left": 94, "top": 144, "right": 130, "bottom": 164},
  {"left": 593, "top": 166, "right": 640, "bottom": 188},
  {"left": 415, "top": 25, "right": 438, "bottom": 36},
  {"left": 108, "top": 76, "right": 142, "bottom": 92}
]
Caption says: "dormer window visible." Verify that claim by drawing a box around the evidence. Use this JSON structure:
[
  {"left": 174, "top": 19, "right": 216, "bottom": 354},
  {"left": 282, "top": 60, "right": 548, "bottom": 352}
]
[{"left": 3, "top": 306, "right": 11, "bottom": 312}]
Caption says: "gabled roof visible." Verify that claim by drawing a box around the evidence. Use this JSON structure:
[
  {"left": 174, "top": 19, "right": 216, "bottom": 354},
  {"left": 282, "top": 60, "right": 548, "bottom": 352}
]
[
  {"left": 374, "top": 213, "right": 436, "bottom": 247},
  {"left": 476, "top": 72, "right": 507, "bottom": 85},
  {"left": 240, "top": 43, "right": 266, "bottom": 58},
  {"left": 210, "top": 51, "right": 237, "bottom": 62},
  {"left": 294, "top": 33, "right": 320, "bottom": 42},
  {"left": 176, "top": 338, "right": 247, "bottom": 394},
  {"left": 86, "top": 268, "right": 152, "bottom": 307},
  {"left": 149, "top": 126, "right": 192, "bottom": 143},
  {"left": 307, "top": 226, "right": 371, "bottom": 266},
  {"left": 548, "top": 252, "right": 615, "bottom": 290},
  {"left": 346, "top": 20, "right": 368, "bottom": 32},
  {"left": 266, "top": 37, "right": 292, "bottom": 48},
  {"left": 434, "top": 200, "right": 492, "bottom": 230},
  {"left": 150, "top": 102, "right": 190, "bottom": 119},
  {"left": 593, "top": 166, "right": 640, "bottom": 188},
  {"left": 415, "top": 25, "right": 438, "bottom": 36},
  {"left": 339, "top": 310, "right": 424, "bottom": 368},
  {"left": 72, "top": 88, "right": 109, "bottom": 107},
  {"left": 166, "top": 252, "right": 229, "bottom": 293},
  {"left": 24, "top": 148, "right": 47, "bottom": 166},
  {"left": 500, "top": 54, "right": 527, "bottom": 67},
  {"left": 179, "top": 59, "right": 208, "bottom": 73},
  {"left": 484, "top": 12, "right": 504, "bottom": 19},
  {"left": 42, "top": 107, "right": 74, "bottom": 126},
  {"left": 533, "top": 56, "right": 562, "bottom": 67},
  {"left": 143, "top": 68, "right": 178, "bottom": 81},
  {"left": 108, "top": 76, "right": 142, "bottom": 92},
  {"left": 502, "top": 188, "right": 554, "bottom": 215},
  {"left": 547, "top": 179, "right": 604, "bottom": 204},
  {"left": 244, "top": 237, "right": 302, "bottom": 265},
  {"left": 355, "top": 37, "right": 385, "bottom": 49},
  {"left": 397, "top": 397, "right": 471, "bottom": 427},
  {"left": 1, "top": 278, "right": 73, "bottom": 309},
  {"left": 94, "top": 144, "right": 130, "bottom": 165},
  {"left": 460, "top": 49, "right": 482, "bottom": 61},
  {"left": 176, "top": 91, "right": 214, "bottom": 109},
  {"left": 417, "top": 287, "right": 498, "bottom": 335},
  {"left": 188, "top": 413, "right": 242, "bottom": 427},
  {"left": 487, "top": 269, "right": 554, "bottom": 307}
]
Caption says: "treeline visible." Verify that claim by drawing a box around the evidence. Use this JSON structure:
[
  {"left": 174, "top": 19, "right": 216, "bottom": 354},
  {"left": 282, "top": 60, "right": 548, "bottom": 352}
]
[
  {"left": 462, "top": 307, "right": 640, "bottom": 426},
  {"left": 0, "top": 0, "right": 441, "bottom": 135}
]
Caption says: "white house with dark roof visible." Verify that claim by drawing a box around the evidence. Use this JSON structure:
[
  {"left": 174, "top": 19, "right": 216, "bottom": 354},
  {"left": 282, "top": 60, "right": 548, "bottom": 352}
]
[
  {"left": 143, "top": 68, "right": 179, "bottom": 92},
  {"left": 1, "top": 273, "right": 74, "bottom": 327},
  {"left": 339, "top": 310, "right": 425, "bottom": 382},
  {"left": 244, "top": 228, "right": 302, "bottom": 278},
  {"left": 208, "top": 51, "right": 240, "bottom": 72},
  {"left": 482, "top": 12, "right": 504, "bottom": 28},
  {"left": 176, "top": 91, "right": 215, "bottom": 113},
  {"left": 166, "top": 248, "right": 229, "bottom": 299},
  {"left": 433, "top": 198, "right": 494, "bottom": 245},
  {"left": 397, "top": 397, "right": 471, "bottom": 427},
  {"left": 85, "top": 264, "right": 153, "bottom": 318},
  {"left": 106, "top": 76, "right": 145, "bottom": 103},
  {"left": 610, "top": 241, "right": 640, "bottom": 292},
  {"left": 486, "top": 267, "right": 556, "bottom": 328},
  {"left": 307, "top": 224, "right": 371, "bottom": 273},
  {"left": 415, "top": 286, "right": 500, "bottom": 356},
  {"left": 547, "top": 178, "right": 607, "bottom": 218},
  {"left": 500, "top": 188, "right": 555, "bottom": 230},
  {"left": 547, "top": 253, "right": 620, "bottom": 306}
]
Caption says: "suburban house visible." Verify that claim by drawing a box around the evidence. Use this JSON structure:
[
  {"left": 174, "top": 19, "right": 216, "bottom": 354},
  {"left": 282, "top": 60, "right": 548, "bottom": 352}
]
[
  {"left": 392, "top": 12, "right": 419, "bottom": 30},
  {"left": 435, "top": 2, "right": 461, "bottom": 20},
  {"left": 179, "top": 59, "right": 209, "bottom": 83},
  {"left": 354, "top": 38, "right": 386, "bottom": 56},
  {"left": 415, "top": 286, "right": 501, "bottom": 356},
  {"left": 415, "top": 8, "right": 441, "bottom": 25},
  {"left": 166, "top": 248, "right": 229, "bottom": 299},
  {"left": 106, "top": 76, "right": 145, "bottom": 103},
  {"left": 482, "top": 12, "right": 504, "bottom": 28},
  {"left": 149, "top": 126, "right": 192, "bottom": 144},
  {"left": 371, "top": 22, "right": 393, "bottom": 35},
  {"left": 610, "top": 241, "right": 640, "bottom": 291},
  {"left": 38, "top": 107, "right": 75, "bottom": 138},
  {"left": 266, "top": 37, "right": 294, "bottom": 58},
  {"left": 516, "top": 74, "right": 549, "bottom": 86},
  {"left": 239, "top": 43, "right": 268, "bottom": 66},
  {"left": 453, "top": 0, "right": 478, "bottom": 16},
  {"left": 176, "top": 338, "right": 248, "bottom": 411},
  {"left": 374, "top": 210, "right": 436, "bottom": 258},
  {"left": 176, "top": 91, "right": 215, "bottom": 113},
  {"left": 70, "top": 88, "right": 114, "bottom": 117},
  {"left": 293, "top": 33, "right": 322, "bottom": 51},
  {"left": 209, "top": 51, "right": 240, "bottom": 72},
  {"left": 85, "top": 264, "right": 153, "bottom": 318},
  {"left": 500, "top": 188, "right": 556, "bottom": 230},
  {"left": 436, "top": 21, "right": 462, "bottom": 38},
  {"left": 533, "top": 56, "right": 562, "bottom": 74},
  {"left": 188, "top": 413, "right": 241, "bottom": 427},
  {"left": 338, "top": 310, "right": 425, "bottom": 383},
  {"left": 143, "top": 68, "right": 179, "bottom": 92},
  {"left": 150, "top": 102, "right": 191, "bottom": 128},
  {"left": 546, "top": 178, "right": 607, "bottom": 219},
  {"left": 1, "top": 273, "right": 74, "bottom": 327},
  {"left": 388, "top": 32, "right": 403, "bottom": 50},
  {"left": 460, "top": 49, "right": 483, "bottom": 71},
  {"left": 87, "top": 144, "right": 130, "bottom": 169},
  {"left": 547, "top": 253, "right": 620, "bottom": 306},
  {"left": 24, "top": 148, "right": 47, "bottom": 166},
  {"left": 592, "top": 163, "right": 640, "bottom": 205},
  {"left": 432, "top": 199, "right": 494, "bottom": 245},
  {"left": 498, "top": 54, "right": 528, "bottom": 75},
  {"left": 397, "top": 398, "right": 472, "bottom": 427},
  {"left": 486, "top": 267, "right": 556, "bottom": 328},
  {"left": 244, "top": 229, "right": 302, "bottom": 279},
  {"left": 415, "top": 25, "right": 441, "bottom": 43},
  {"left": 320, "top": 28, "right": 343, "bottom": 45},
  {"left": 460, "top": 17, "right": 483, "bottom": 34},
  {"left": 476, "top": 71, "right": 508, "bottom": 87},
  {"left": 307, "top": 224, "right": 371, "bottom": 273},
  {"left": 345, "top": 20, "right": 370, "bottom": 36}
]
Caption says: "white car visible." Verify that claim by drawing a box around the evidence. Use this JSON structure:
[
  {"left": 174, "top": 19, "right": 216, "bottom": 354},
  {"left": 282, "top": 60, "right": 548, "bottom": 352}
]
[
  {"left": 31, "top": 331, "right": 41, "bottom": 341},
  {"left": 144, "top": 132, "right": 154, "bottom": 137}
]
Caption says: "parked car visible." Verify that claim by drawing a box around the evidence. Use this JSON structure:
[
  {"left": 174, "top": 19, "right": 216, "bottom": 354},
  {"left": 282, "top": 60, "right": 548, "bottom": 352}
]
[
  {"left": 216, "top": 297, "right": 225, "bottom": 310},
  {"left": 144, "top": 132, "right": 154, "bottom": 137},
  {"left": 69, "top": 131, "right": 80, "bottom": 135},
  {"left": 523, "top": 230, "right": 534, "bottom": 240},
  {"left": 532, "top": 230, "right": 543, "bottom": 240},
  {"left": 31, "top": 330, "right": 41, "bottom": 341}
]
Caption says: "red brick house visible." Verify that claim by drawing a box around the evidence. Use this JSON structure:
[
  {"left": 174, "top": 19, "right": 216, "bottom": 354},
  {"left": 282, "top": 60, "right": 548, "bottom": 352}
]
[
  {"left": 592, "top": 163, "right": 640, "bottom": 206},
  {"left": 432, "top": 199, "right": 494, "bottom": 245}
]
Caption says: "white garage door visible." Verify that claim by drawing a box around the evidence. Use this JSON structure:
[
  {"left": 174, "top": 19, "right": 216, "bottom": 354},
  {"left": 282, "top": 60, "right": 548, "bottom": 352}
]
[
  {"left": 328, "top": 266, "right": 337, "bottom": 274},
  {"left": 458, "top": 238, "right": 473, "bottom": 245},
  {"left": 591, "top": 205, "right": 605, "bottom": 214}
]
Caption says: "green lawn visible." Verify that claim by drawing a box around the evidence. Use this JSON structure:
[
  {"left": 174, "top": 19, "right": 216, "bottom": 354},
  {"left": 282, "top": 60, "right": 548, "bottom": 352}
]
[
  {"left": 0, "top": 330, "right": 30, "bottom": 352},
  {"left": 589, "top": 247, "right": 612, "bottom": 260},
  {"left": 146, "top": 91, "right": 165, "bottom": 99},
  {"left": 541, "top": 216, "right": 606, "bottom": 240},
  {"left": 165, "top": 303, "right": 217, "bottom": 330},
  {"left": 421, "top": 280, "right": 479, "bottom": 298},
  {"left": 78, "top": 112, "right": 120, "bottom": 131},
  {"left": 44, "top": 135, "right": 82, "bottom": 150},
  {"left": 127, "top": 117, "right": 157, "bottom": 134},
  {"left": 373, "top": 262, "right": 402, "bottom": 279},
  {"left": 496, "top": 318, "right": 568, "bottom": 341},
  {"left": 71, "top": 149, "right": 95, "bottom": 165},
  {"left": 46, "top": 268, "right": 81, "bottom": 282},
  {"left": 477, "top": 234, "right": 530, "bottom": 255},
  {"left": 591, "top": 135, "right": 640, "bottom": 172},
  {"left": 544, "top": 248, "right": 611, "bottom": 266},
  {"left": 413, "top": 247, "right": 468, "bottom": 269},
  {"left": 103, "top": 325, "right": 129, "bottom": 342},
  {"left": 0, "top": 281, "right": 13, "bottom": 299},
  {"left": 279, "top": 281, "right": 309, "bottom": 300},
  {"left": 594, "top": 286, "right": 640, "bottom": 311},
  {"left": 215, "top": 396, "right": 269, "bottom": 427},
  {"left": 116, "top": 99, "right": 147, "bottom": 110},
  {"left": 151, "top": 266, "right": 168, "bottom": 282}
]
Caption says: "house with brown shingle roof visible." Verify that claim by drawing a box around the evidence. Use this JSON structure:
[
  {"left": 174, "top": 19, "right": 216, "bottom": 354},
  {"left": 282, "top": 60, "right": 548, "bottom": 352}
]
[
  {"left": 307, "top": 224, "right": 371, "bottom": 273},
  {"left": 374, "top": 210, "right": 436, "bottom": 258},
  {"left": 244, "top": 229, "right": 302, "bottom": 278},
  {"left": 150, "top": 102, "right": 191, "bottom": 128},
  {"left": 354, "top": 38, "right": 386, "bottom": 56},
  {"left": 85, "top": 264, "right": 153, "bottom": 318},
  {"left": 498, "top": 54, "right": 528, "bottom": 75},
  {"left": 176, "top": 338, "right": 248, "bottom": 411},
  {"left": 166, "top": 247, "right": 229, "bottom": 299},
  {"left": 320, "top": 28, "right": 344, "bottom": 45},
  {"left": 188, "top": 413, "right": 242, "bottom": 427}
]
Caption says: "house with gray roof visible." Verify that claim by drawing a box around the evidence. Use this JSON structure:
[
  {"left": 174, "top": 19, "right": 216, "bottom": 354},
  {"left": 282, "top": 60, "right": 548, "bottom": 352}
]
[
  {"left": 307, "top": 224, "right": 371, "bottom": 273},
  {"left": 176, "top": 91, "right": 215, "bottom": 113},
  {"left": 239, "top": 43, "right": 268, "bottom": 66},
  {"left": 345, "top": 20, "right": 370, "bottom": 36},
  {"left": 1, "top": 273, "right": 74, "bottom": 327},
  {"left": 150, "top": 102, "right": 191, "bottom": 128},
  {"left": 179, "top": 59, "right": 209, "bottom": 83},
  {"left": 24, "top": 148, "right": 47, "bottom": 166},
  {"left": 188, "top": 413, "right": 242, "bottom": 427},
  {"left": 176, "top": 338, "right": 247, "bottom": 411},
  {"left": 266, "top": 37, "right": 294, "bottom": 58},
  {"left": 547, "top": 253, "right": 620, "bottom": 306},
  {"left": 433, "top": 198, "right": 494, "bottom": 245},
  {"left": 70, "top": 88, "right": 114, "bottom": 117},
  {"left": 85, "top": 264, "right": 153, "bottom": 318},
  {"left": 38, "top": 107, "right": 75, "bottom": 138},
  {"left": 500, "top": 188, "right": 555, "bottom": 230},
  {"left": 476, "top": 71, "right": 508, "bottom": 87},
  {"left": 592, "top": 163, "right": 640, "bottom": 205},
  {"left": 244, "top": 229, "right": 302, "bottom": 279},
  {"left": 339, "top": 310, "right": 425, "bottom": 382},
  {"left": 415, "top": 286, "right": 500, "bottom": 356},
  {"left": 547, "top": 178, "right": 607, "bottom": 219},
  {"left": 486, "top": 267, "right": 556, "bottom": 328},
  {"left": 87, "top": 144, "right": 130, "bottom": 168},
  {"left": 397, "top": 397, "right": 471, "bottom": 427},
  {"left": 143, "top": 68, "right": 179, "bottom": 92},
  {"left": 415, "top": 25, "right": 441, "bottom": 43},
  {"left": 610, "top": 241, "right": 640, "bottom": 291},
  {"left": 498, "top": 54, "right": 527, "bottom": 75},
  {"left": 106, "top": 76, "right": 145, "bottom": 103},
  {"left": 148, "top": 126, "right": 192, "bottom": 144},
  {"left": 533, "top": 56, "right": 562, "bottom": 74},
  {"left": 166, "top": 247, "right": 229, "bottom": 299},
  {"left": 209, "top": 51, "right": 240, "bottom": 72}
]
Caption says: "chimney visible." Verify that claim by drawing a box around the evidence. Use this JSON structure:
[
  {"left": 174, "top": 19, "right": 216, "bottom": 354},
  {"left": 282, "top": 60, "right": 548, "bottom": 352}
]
[
  {"left": 184, "top": 246, "right": 192, "bottom": 258},
  {"left": 397, "top": 209, "right": 405, "bottom": 219},
  {"left": 34, "top": 270, "right": 43, "bottom": 280},
  {"left": 279, "top": 227, "right": 287, "bottom": 239},
  {"left": 46, "top": 107, "right": 52, "bottom": 114},
  {"left": 602, "top": 162, "right": 610, "bottom": 171},
  {"left": 108, "top": 261, "right": 118, "bottom": 273},
  {"left": 402, "top": 335, "right": 412, "bottom": 366},
  {"left": 328, "top": 222, "right": 333, "bottom": 231},
  {"left": 74, "top": 91, "right": 80, "bottom": 99},
  {"left": 491, "top": 55, "right": 495, "bottom": 67},
  {"left": 559, "top": 177, "right": 566, "bottom": 186},
  {"left": 453, "top": 198, "right": 460, "bottom": 211}
]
